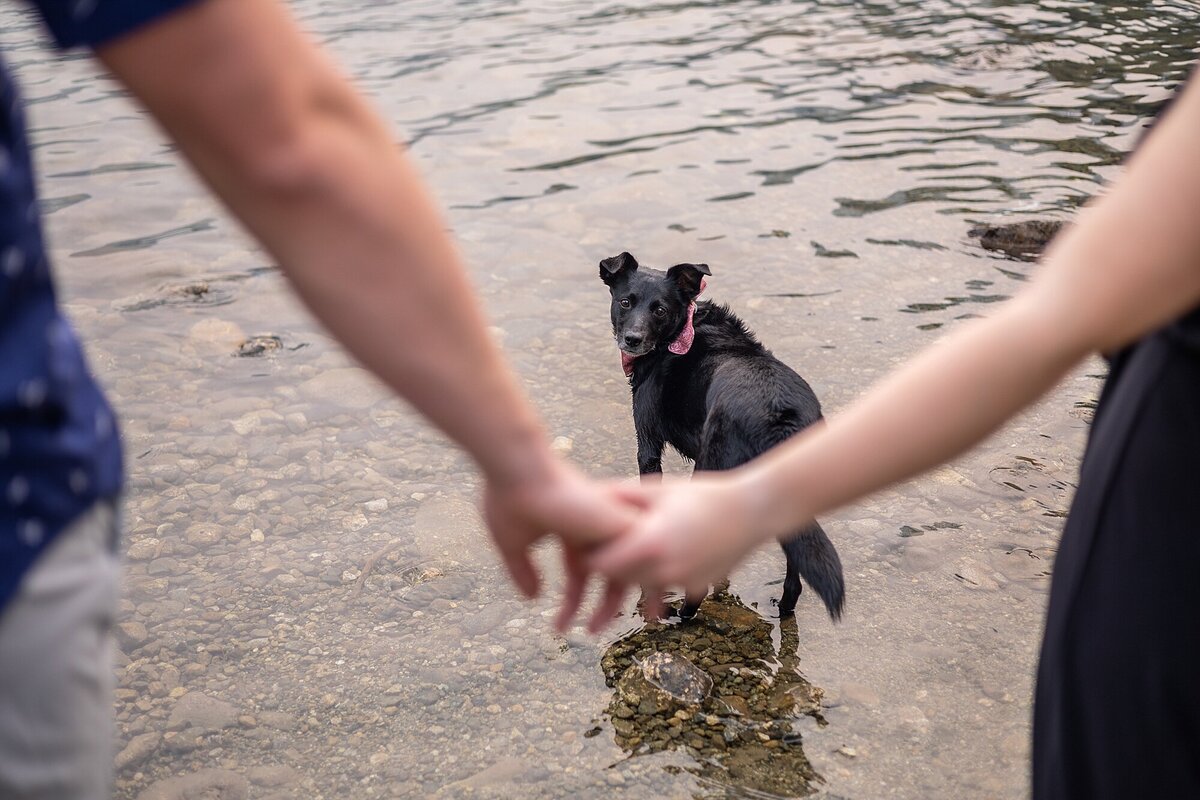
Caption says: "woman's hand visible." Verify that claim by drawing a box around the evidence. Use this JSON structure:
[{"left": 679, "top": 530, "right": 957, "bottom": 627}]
[{"left": 584, "top": 470, "right": 777, "bottom": 629}]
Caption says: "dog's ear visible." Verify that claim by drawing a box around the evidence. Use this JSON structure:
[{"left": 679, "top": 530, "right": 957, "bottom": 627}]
[
  {"left": 599, "top": 252, "right": 639, "bottom": 285},
  {"left": 667, "top": 262, "right": 712, "bottom": 298}
]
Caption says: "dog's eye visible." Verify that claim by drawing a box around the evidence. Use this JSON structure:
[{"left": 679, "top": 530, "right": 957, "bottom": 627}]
[
  {"left": 653, "top": 306, "right": 667, "bottom": 318},
  {"left": 619, "top": 298, "right": 632, "bottom": 309}
]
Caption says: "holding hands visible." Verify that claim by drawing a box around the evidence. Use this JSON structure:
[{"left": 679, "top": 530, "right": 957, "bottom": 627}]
[
  {"left": 488, "top": 461, "right": 791, "bottom": 634},
  {"left": 587, "top": 472, "right": 776, "bottom": 622}
]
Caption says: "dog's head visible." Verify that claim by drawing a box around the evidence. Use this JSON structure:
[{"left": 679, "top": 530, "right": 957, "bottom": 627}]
[{"left": 599, "top": 252, "right": 711, "bottom": 357}]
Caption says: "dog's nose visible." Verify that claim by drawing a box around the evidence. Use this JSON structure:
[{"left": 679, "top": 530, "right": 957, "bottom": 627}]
[{"left": 623, "top": 332, "right": 644, "bottom": 349}]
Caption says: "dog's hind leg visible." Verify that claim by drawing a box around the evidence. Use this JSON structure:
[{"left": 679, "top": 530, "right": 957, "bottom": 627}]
[
  {"left": 779, "top": 535, "right": 804, "bottom": 616},
  {"left": 679, "top": 592, "right": 706, "bottom": 621},
  {"left": 780, "top": 522, "right": 845, "bottom": 621}
]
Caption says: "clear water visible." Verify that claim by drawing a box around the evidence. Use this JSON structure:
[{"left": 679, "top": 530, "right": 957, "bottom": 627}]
[{"left": 2, "top": 1, "right": 1195, "bottom": 797}]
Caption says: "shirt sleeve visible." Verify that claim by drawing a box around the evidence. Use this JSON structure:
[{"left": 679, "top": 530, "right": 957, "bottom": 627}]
[{"left": 24, "top": 0, "right": 206, "bottom": 50}]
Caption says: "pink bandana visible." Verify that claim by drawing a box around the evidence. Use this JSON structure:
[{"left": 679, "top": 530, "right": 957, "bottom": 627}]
[{"left": 621, "top": 279, "right": 706, "bottom": 377}]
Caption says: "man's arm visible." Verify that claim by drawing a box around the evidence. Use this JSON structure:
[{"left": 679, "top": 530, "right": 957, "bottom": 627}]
[{"left": 93, "top": 0, "right": 629, "bottom": 594}]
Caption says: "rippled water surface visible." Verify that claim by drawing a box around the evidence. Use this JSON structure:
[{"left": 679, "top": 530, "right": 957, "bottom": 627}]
[{"left": 2, "top": 1, "right": 1196, "bottom": 797}]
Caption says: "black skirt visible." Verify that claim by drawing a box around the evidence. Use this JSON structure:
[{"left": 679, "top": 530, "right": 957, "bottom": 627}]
[{"left": 1032, "top": 307, "right": 1200, "bottom": 798}]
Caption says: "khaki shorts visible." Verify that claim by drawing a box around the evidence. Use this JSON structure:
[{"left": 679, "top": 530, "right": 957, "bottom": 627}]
[{"left": 0, "top": 502, "right": 119, "bottom": 800}]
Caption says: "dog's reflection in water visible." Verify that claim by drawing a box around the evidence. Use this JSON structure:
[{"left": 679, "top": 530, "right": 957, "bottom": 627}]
[{"left": 597, "top": 587, "right": 827, "bottom": 798}]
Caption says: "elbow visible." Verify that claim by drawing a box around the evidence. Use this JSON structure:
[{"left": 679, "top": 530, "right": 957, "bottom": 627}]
[
  {"left": 189, "top": 75, "right": 378, "bottom": 202},
  {"left": 234, "top": 122, "right": 335, "bottom": 198}
]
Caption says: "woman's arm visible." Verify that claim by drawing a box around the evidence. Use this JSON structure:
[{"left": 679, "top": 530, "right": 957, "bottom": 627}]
[
  {"left": 591, "top": 71, "right": 1200, "bottom": 597},
  {"left": 92, "top": 0, "right": 632, "bottom": 595}
]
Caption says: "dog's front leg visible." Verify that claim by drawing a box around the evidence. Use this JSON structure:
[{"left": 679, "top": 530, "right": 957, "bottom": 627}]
[{"left": 635, "top": 429, "right": 664, "bottom": 482}]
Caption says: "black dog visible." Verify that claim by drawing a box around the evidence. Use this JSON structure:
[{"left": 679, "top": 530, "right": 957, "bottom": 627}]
[{"left": 599, "top": 251, "right": 845, "bottom": 621}]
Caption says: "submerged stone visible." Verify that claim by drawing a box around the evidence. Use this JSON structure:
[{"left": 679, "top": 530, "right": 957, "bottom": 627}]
[
  {"left": 640, "top": 651, "right": 712, "bottom": 705},
  {"left": 235, "top": 335, "right": 284, "bottom": 357},
  {"left": 599, "top": 588, "right": 824, "bottom": 797},
  {"left": 968, "top": 219, "right": 1064, "bottom": 261}
]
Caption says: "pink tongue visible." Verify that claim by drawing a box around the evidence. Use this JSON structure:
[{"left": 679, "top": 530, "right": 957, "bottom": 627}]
[{"left": 621, "top": 351, "right": 636, "bottom": 377}]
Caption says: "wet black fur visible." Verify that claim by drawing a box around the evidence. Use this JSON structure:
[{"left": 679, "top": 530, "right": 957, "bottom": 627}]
[{"left": 599, "top": 251, "right": 845, "bottom": 621}]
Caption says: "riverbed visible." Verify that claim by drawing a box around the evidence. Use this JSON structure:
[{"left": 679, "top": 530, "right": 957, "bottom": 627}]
[{"left": 2, "top": 1, "right": 1195, "bottom": 797}]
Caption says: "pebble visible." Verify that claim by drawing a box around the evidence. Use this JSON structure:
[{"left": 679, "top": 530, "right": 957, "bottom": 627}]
[
  {"left": 115, "top": 732, "right": 161, "bottom": 772},
  {"left": 186, "top": 319, "right": 246, "bottom": 351},
  {"left": 441, "top": 758, "right": 530, "bottom": 791},
  {"left": 126, "top": 538, "right": 161, "bottom": 561},
  {"left": 245, "top": 765, "right": 302, "bottom": 788},
  {"left": 297, "top": 368, "right": 390, "bottom": 410},
  {"left": 136, "top": 768, "right": 248, "bottom": 800},
  {"left": 184, "top": 523, "right": 223, "bottom": 546},
  {"left": 341, "top": 511, "right": 369, "bottom": 532},
  {"left": 116, "top": 621, "right": 149, "bottom": 650},
  {"left": 167, "top": 692, "right": 240, "bottom": 732},
  {"left": 257, "top": 711, "right": 299, "bottom": 732}
]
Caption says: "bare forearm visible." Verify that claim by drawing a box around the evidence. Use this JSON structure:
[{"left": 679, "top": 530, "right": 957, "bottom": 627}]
[
  {"left": 740, "top": 71, "right": 1200, "bottom": 540},
  {"left": 739, "top": 294, "right": 1086, "bottom": 537},
  {"left": 193, "top": 123, "right": 552, "bottom": 487}
]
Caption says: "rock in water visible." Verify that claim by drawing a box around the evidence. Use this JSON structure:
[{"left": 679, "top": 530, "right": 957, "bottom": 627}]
[
  {"left": 235, "top": 335, "right": 283, "bottom": 357},
  {"left": 969, "top": 219, "right": 1064, "bottom": 260},
  {"left": 136, "top": 769, "right": 248, "bottom": 800},
  {"left": 639, "top": 651, "right": 712, "bottom": 705}
]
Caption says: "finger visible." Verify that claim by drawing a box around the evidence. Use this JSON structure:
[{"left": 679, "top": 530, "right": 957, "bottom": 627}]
[
  {"left": 607, "top": 480, "right": 662, "bottom": 509},
  {"left": 587, "top": 579, "right": 629, "bottom": 635},
  {"left": 499, "top": 544, "right": 540, "bottom": 599},
  {"left": 588, "top": 530, "right": 661, "bottom": 580},
  {"left": 484, "top": 495, "right": 542, "bottom": 598},
  {"left": 555, "top": 483, "right": 640, "bottom": 547},
  {"left": 554, "top": 548, "right": 589, "bottom": 633}
]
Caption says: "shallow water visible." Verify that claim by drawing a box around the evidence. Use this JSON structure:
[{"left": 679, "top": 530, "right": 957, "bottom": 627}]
[{"left": 2, "top": 1, "right": 1196, "bottom": 797}]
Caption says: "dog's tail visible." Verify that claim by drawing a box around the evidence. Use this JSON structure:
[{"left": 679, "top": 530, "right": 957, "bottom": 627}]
[{"left": 783, "top": 522, "right": 845, "bottom": 621}]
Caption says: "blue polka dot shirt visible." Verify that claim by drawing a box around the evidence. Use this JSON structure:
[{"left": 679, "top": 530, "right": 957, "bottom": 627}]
[{"left": 2, "top": 0, "right": 199, "bottom": 613}]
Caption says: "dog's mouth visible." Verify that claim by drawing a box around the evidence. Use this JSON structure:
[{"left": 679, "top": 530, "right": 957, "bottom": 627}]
[{"left": 617, "top": 341, "right": 656, "bottom": 358}]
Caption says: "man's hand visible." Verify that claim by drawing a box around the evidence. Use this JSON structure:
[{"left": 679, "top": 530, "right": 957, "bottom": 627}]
[
  {"left": 583, "top": 472, "right": 773, "bottom": 631},
  {"left": 481, "top": 458, "right": 637, "bottom": 630},
  {"left": 95, "top": 0, "right": 642, "bottom": 619}
]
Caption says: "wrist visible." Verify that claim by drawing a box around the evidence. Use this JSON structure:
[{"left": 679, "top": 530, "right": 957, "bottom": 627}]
[
  {"left": 731, "top": 461, "right": 808, "bottom": 543},
  {"left": 479, "top": 424, "right": 559, "bottom": 494}
]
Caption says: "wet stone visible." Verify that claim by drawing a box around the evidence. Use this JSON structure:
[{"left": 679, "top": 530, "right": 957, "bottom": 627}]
[
  {"left": 166, "top": 692, "right": 239, "bottom": 732},
  {"left": 121, "top": 278, "right": 238, "bottom": 310},
  {"left": 146, "top": 557, "right": 182, "bottom": 577},
  {"left": 599, "top": 588, "right": 823, "bottom": 797},
  {"left": 235, "top": 335, "right": 284, "bottom": 357},
  {"left": 126, "top": 537, "right": 161, "bottom": 561},
  {"left": 115, "top": 731, "right": 161, "bottom": 772},
  {"left": 639, "top": 651, "right": 712, "bottom": 705},
  {"left": 184, "top": 523, "right": 223, "bottom": 546},
  {"left": 135, "top": 768, "right": 248, "bottom": 800},
  {"left": 115, "top": 621, "right": 149, "bottom": 651},
  {"left": 257, "top": 711, "right": 299, "bottom": 732},
  {"left": 245, "top": 765, "right": 302, "bottom": 788},
  {"left": 968, "top": 219, "right": 1064, "bottom": 261}
]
